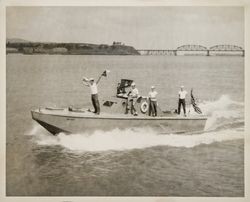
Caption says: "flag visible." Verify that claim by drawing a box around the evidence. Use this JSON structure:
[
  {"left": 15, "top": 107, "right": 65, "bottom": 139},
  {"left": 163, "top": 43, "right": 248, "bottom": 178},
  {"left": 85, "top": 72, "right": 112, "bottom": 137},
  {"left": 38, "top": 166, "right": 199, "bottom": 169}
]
[
  {"left": 191, "top": 89, "right": 202, "bottom": 114},
  {"left": 101, "top": 69, "right": 110, "bottom": 77}
]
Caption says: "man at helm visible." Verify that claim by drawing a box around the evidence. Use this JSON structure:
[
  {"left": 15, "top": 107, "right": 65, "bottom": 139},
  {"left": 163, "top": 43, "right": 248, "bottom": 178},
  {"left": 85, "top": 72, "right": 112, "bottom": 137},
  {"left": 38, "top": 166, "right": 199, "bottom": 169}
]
[
  {"left": 126, "top": 82, "right": 139, "bottom": 115},
  {"left": 178, "top": 85, "right": 187, "bottom": 117}
]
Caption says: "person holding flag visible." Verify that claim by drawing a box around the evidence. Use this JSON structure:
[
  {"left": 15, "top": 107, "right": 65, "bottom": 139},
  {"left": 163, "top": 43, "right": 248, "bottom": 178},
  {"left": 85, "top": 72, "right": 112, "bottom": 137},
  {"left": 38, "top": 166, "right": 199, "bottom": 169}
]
[{"left": 82, "top": 70, "right": 110, "bottom": 115}]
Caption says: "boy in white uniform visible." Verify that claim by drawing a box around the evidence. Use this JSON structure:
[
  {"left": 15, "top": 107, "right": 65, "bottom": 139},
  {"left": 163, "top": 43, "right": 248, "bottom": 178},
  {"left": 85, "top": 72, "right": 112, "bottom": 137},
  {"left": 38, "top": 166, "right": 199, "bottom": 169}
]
[
  {"left": 178, "top": 85, "right": 187, "bottom": 116},
  {"left": 148, "top": 86, "right": 158, "bottom": 116}
]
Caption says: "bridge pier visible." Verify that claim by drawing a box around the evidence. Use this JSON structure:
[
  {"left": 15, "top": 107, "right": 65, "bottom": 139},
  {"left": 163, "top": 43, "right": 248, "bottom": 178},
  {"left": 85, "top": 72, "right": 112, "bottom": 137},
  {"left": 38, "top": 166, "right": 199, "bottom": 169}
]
[
  {"left": 242, "top": 50, "right": 245, "bottom": 57},
  {"left": 206, "top": 50, "right": 210, "bottom": 56}
]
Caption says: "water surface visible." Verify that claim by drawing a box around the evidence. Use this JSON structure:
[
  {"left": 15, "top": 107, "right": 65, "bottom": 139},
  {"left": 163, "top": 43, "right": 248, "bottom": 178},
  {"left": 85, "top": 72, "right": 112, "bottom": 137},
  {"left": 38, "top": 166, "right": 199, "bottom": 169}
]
[{"left": 6, "top": 55, "right": 244, "bottom": 196}]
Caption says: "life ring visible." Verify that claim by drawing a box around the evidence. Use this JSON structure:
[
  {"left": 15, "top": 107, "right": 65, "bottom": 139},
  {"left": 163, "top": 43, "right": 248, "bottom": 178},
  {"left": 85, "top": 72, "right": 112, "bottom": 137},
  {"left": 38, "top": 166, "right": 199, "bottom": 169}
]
[{"left": 140, "top": 101, "right": 149, "bottom": 114}]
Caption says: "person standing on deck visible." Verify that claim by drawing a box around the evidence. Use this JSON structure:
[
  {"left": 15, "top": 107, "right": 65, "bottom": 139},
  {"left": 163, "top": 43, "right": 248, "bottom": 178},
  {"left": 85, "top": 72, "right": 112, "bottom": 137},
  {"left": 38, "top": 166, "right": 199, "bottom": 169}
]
[
  {"left": 82, "top": 77, "right": 102, "bottom": 115},
  {"left": 126, "top": 82, "right": 139, "bottom": 115},
  {"left": 178, "top": 85, "right": 187, "bottom": 117},
  {"left": 148, "top": 86, "right": 158, "bottom": 117}
]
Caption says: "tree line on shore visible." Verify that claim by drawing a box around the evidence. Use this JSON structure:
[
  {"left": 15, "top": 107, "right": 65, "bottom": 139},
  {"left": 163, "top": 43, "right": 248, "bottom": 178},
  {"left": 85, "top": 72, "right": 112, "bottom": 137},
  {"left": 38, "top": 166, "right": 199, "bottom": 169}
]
[{"left": 6, "top": 41, "right": 139, "bottom": 55}]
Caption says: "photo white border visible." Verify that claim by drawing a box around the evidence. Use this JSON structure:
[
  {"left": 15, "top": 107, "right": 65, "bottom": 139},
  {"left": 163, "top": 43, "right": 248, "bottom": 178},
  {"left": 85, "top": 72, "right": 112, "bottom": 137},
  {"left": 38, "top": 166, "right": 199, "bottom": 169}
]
[{"left": 0, "top": 0, "right": 249, "bottom": 202}]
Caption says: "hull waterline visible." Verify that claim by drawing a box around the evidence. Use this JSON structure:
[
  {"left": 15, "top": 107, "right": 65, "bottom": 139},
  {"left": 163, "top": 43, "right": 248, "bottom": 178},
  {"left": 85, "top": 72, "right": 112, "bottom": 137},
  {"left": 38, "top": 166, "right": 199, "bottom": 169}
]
[{"left": 31, "top": 108, "right": 207, "bottom": 135}]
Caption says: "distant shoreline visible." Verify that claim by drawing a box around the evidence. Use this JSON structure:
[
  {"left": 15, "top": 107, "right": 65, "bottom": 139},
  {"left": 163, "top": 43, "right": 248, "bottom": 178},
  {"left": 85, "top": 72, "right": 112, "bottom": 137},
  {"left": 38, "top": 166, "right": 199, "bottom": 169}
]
[
  {"left": 6, "top": 39, "right": 140, "bottom": 55},
  {"left": 6, "top": 39, "right": 244, "bottom": 56}
]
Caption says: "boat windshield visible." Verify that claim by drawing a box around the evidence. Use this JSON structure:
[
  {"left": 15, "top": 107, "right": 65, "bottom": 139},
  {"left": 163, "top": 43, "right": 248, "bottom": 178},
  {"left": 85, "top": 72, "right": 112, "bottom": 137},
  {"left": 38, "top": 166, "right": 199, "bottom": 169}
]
[{"left": 116, "top": 79, "right": 133, "bottom": 98}]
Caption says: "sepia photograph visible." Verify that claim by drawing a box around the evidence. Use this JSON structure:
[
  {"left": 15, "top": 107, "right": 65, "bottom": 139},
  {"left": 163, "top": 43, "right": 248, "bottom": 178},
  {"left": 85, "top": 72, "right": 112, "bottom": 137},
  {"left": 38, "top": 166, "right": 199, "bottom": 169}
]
[{"left": 3, "top": 2, "right": 247, "bottom": 199}]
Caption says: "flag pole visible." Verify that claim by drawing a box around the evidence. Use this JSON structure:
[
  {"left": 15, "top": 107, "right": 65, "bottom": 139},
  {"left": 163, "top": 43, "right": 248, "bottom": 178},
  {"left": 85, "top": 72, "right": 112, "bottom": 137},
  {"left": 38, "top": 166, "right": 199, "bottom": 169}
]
[
  {"left": 96, "top": 69, "right": 108, "bottom": 84},
  {"left": 96, "top": 74, "right": 103, "bottom": 84}
]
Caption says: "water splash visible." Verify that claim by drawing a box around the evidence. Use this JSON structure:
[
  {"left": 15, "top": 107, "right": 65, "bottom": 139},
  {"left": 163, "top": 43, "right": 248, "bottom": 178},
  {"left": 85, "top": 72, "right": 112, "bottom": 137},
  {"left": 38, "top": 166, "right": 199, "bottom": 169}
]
[
  {"left": 28, "top": 95, "right": 244, "bottom": 152},
  {"left": 28, "top": 124, "right": 243, "bottom": 152},
  {"left": 198, "top": 95, "right": 243, "bottom": 116},
  {"left": 189, "top": 95, "right": 244, "bottom": 130}
]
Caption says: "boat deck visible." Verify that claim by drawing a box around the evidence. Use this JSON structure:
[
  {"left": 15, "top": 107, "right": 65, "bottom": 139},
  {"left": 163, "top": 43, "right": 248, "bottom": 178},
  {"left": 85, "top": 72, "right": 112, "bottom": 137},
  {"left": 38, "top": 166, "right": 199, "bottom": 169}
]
[{"left": 32, "top": 108, "right": 207, "bottom": 120}]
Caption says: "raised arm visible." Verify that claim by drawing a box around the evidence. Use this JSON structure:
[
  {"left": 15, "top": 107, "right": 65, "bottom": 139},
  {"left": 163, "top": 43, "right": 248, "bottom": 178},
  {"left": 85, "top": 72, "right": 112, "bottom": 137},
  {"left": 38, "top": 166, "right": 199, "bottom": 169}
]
[{"left": 96, "top": 75, "right": 102, "bottom": 85}]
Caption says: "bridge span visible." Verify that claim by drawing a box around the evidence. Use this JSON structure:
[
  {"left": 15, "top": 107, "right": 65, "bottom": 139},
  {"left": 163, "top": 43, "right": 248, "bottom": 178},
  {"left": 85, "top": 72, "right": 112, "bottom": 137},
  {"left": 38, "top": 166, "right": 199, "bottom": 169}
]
[{"left": 137, "top": 44, "right": 244, "bottom": 56}]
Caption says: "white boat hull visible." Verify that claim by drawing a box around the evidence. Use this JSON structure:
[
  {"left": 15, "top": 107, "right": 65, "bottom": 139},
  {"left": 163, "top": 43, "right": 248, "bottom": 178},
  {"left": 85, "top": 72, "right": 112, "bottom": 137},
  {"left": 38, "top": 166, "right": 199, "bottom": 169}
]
[{"left": 31, "top": 108, "right": 207, "bottom": 135}]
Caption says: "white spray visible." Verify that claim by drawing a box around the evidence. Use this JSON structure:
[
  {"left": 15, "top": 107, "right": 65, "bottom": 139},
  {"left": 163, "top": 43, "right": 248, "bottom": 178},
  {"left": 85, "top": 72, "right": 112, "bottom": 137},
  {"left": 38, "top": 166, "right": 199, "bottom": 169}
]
[{"left": 27, "top": 95, "right": 244, "bottom": 152}]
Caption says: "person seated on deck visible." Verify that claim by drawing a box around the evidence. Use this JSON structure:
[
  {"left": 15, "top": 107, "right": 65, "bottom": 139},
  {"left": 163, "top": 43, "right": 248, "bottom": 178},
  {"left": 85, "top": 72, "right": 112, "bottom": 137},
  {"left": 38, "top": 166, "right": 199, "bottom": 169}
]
[
  {"left": 148, "top": 86, "right": 158, "bottom": 117},
  {"left": 125, "top": 82, "right": 139, "bottom": 116}
]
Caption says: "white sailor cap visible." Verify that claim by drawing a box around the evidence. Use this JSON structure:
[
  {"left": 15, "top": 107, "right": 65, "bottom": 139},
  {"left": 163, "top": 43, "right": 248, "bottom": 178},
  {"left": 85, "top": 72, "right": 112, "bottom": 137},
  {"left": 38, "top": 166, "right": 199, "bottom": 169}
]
[{"left": 131, "top": 82, "right": 136, "bottom": 86}]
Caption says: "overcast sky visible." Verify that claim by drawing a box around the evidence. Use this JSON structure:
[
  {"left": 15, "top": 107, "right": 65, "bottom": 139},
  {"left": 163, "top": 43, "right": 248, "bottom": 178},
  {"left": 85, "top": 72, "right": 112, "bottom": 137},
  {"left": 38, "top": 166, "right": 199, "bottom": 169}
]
[{"left": 6, "top": 6, "right": 244, "bottom": 49}]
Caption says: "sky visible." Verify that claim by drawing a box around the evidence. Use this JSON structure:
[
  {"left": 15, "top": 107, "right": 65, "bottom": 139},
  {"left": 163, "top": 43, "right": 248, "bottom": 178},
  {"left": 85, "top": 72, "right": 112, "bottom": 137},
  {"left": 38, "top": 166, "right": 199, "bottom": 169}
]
[{"left": 6, "top": 6, "right": 244, "bottom": 49}]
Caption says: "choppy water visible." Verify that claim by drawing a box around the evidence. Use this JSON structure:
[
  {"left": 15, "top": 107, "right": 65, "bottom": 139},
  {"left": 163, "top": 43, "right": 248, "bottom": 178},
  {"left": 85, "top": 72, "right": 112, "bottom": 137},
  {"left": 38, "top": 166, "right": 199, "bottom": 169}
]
[{"left": 6, "top": 55, "right": 244, "bottom": 196}]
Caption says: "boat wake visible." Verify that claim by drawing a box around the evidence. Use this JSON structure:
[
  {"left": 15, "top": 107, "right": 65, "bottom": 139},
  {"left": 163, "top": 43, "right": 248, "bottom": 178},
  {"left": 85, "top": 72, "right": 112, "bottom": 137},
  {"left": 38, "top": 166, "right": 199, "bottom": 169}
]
[
  {"left": 27, "top": 95, "right": 244, "bottom": 152},
  {"left": 199, "top": 94, "right": 244, "bottom": 130}
]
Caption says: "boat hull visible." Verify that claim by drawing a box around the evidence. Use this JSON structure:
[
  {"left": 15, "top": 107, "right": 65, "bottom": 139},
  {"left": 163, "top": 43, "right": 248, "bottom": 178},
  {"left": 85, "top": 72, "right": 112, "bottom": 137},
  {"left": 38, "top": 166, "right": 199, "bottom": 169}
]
[{"left": 31, "top": 108, "right": 207, "bottom": 135}]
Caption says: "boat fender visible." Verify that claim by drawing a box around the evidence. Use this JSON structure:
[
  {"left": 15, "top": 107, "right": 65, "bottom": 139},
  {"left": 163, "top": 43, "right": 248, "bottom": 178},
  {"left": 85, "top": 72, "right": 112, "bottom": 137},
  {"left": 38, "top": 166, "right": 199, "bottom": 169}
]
[{"left": 140, "top": 101, "right": 149, "bottom": 113}]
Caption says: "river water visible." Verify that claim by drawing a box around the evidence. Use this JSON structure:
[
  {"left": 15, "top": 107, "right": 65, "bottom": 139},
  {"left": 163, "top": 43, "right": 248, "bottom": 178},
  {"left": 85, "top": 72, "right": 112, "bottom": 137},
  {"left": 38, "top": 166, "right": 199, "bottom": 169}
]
[{"left": 6, "top": 54, "right": 244, "bottom": 196}]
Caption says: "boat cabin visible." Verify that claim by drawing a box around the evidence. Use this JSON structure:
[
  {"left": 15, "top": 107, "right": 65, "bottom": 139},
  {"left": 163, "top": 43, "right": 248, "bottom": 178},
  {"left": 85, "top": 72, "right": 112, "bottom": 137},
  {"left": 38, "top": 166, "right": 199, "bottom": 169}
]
[
  {"left": 101, "top": 79, "right": 168, "bottom": 116},
  {"left": 116, "top": 79, "right": 134, "bottom": 99}
]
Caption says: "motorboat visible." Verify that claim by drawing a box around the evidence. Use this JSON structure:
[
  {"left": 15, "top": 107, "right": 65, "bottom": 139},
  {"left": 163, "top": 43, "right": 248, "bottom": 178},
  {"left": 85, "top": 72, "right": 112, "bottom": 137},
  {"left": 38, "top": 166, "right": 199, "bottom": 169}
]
[{"left": 31, "top": 79, "right": 207, "bottom": 135}]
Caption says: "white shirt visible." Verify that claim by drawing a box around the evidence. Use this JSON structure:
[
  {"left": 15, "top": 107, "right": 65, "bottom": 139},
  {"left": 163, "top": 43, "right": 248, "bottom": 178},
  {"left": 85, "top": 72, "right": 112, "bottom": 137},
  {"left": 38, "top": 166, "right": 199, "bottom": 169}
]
[
  {"left": 130, "top": 88, "right": 139, "bottom": 98},
  {"left": 179, "top": 90, "right": 187, "bottom": 99},
  {"left": 89, "top": 82, "right": 98, "bottom": 95},
  {"left": 148, "top": 91, "right": 158, "bottom": 101}
]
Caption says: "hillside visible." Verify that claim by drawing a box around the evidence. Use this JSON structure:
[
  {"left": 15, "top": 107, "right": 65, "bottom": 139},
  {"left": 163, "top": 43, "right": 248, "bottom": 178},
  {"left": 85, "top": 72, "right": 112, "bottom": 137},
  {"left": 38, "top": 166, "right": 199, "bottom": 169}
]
[{"left": 6, "top": 39, "right": 140, "bottom": 55}]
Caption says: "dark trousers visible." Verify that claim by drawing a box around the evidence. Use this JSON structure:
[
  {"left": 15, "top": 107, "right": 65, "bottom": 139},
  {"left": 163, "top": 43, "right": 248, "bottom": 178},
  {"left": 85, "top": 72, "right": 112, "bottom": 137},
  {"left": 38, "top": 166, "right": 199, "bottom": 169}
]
[
  {"left": 149, "top": 100, "right": 157, "bottom": 116},
  {"left": 91, "top": 94, "right": 100, "bottom": 114},
  {"left": 178, "top": 98, "right": 186, "bottom": 115}
]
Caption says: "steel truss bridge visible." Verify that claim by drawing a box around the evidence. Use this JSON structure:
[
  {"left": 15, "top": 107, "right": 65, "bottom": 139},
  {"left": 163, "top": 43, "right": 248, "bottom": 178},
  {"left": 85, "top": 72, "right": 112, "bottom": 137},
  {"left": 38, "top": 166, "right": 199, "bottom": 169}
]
[{"left": 137, "top": 44, "right": 244, "bottom": 56}]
